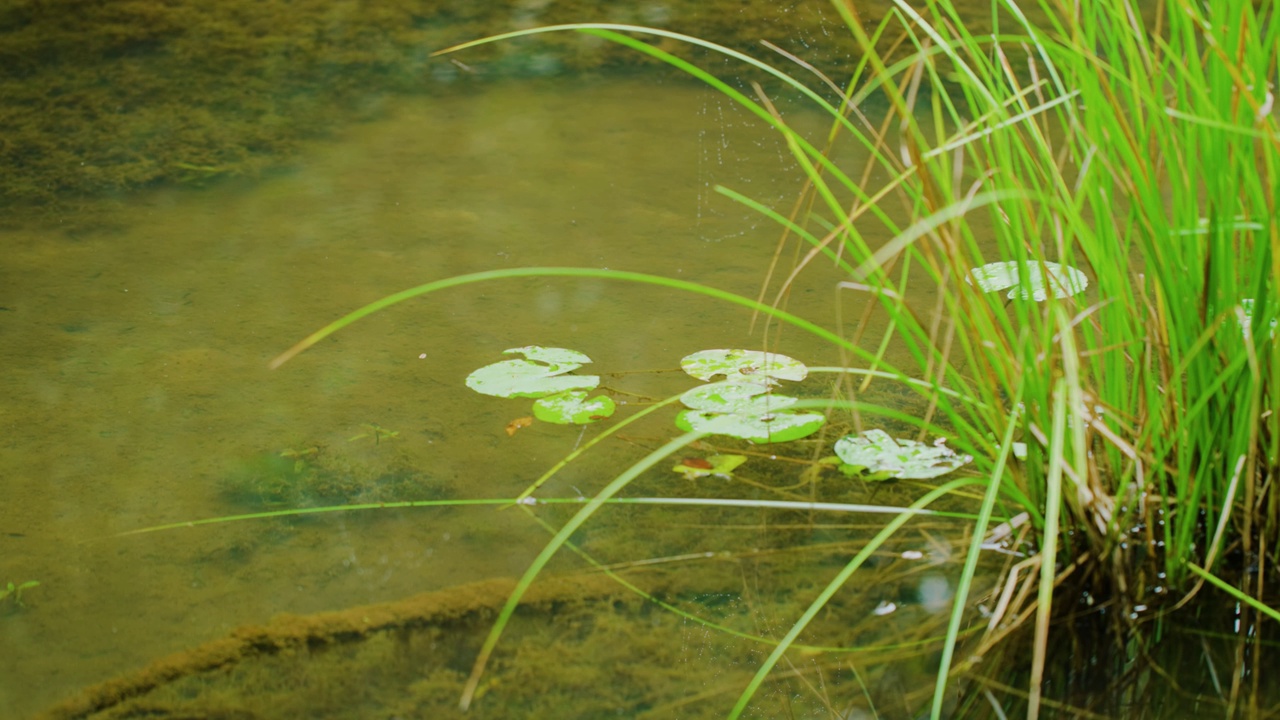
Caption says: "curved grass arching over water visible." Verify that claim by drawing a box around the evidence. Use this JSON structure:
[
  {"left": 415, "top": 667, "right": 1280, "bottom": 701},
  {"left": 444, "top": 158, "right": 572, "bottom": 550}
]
[
  {"left": 268, "top": 267, "right": 858, "bottom": 369},
  {"left": 261, "top": 0, "right": 1280, "bottom": 717}
]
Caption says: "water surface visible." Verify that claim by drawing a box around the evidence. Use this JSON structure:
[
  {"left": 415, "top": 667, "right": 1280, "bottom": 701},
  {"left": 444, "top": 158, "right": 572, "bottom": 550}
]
[{"left": 2, "top": 72, "right": 982, "bottom": 718}]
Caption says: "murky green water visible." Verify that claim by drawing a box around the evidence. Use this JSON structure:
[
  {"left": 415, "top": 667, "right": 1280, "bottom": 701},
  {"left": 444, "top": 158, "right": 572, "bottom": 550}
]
[{"left": 1, "top": 66, "right": 998, "bottom": 717}]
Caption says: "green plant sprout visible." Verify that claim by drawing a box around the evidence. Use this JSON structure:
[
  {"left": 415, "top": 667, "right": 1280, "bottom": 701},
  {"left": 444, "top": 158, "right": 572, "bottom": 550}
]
[
  {"left": 1, "top": 580, "right": 40, "bottom": 609},
  {"left": 278, "top": 445, "right": 320, "bottom": 473},
  {"left": 346, "top": 423, "right": 400, "bottom": 445}
]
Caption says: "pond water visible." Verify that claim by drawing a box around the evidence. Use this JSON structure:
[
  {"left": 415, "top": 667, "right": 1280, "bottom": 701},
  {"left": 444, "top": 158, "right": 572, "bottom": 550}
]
[{"left": 0, "top": 61, "right": 1012, "bottom": 717}]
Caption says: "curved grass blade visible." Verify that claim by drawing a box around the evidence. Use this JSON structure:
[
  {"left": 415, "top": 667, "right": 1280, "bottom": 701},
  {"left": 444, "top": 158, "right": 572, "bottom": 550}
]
[
  {"left": 269, "top": 267, "right": 855, "bottom": 369},
  {"left": 458, "top": 430, "right": 707, "bottom": 710},
  {"left": 727, "top": 475, "right": 983, "bottom": 720},
  {"left": 115, "top": 494, "right": 975, "bottom": 539},
  {"left": 929, "top": 382, "right": 1024, "bottom": 719},
  {"left": 520, "top": 507, "right": 982, "bottom": 656},
  {"left": 1186, "top": 562, "right": 1280, "bottom": 625},
  {"left": 113, "top": 498, "right": 510, "bottom": 537}
]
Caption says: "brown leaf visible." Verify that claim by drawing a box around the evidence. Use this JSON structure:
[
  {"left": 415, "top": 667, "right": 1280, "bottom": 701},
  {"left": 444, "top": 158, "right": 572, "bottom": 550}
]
[{"left": 505, "top": 416, "right": 534, "bottom": 437}]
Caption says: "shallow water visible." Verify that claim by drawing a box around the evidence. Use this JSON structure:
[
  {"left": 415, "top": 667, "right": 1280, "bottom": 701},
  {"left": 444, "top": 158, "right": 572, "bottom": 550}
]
[{"left": 0, "top": 71, "right": 995, "bottom": 718}]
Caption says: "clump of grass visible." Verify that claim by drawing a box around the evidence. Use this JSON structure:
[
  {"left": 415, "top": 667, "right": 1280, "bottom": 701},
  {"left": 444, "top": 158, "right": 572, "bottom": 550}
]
[
  {"left": 743, "top": 0, "right": 1277, "bottom": 712},
  {"left": 815, "top": 0, "right": 1277, "bottom": 702}
]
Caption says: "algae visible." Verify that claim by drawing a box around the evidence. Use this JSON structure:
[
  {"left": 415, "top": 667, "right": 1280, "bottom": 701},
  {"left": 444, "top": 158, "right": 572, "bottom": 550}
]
[
  {"left": 221, "top": 443, "right": 451, "bottom": 509},
  {"left": 0, "top": 0, "right": 889, "bottom": 214}
]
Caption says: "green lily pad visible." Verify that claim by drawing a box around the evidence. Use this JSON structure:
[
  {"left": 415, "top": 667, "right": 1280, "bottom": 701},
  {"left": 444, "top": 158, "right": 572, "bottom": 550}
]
[
  {"left": 680, "top": 381, "right": 794, "bottom": 414},
  {"left": 672, "top": 454, "right": 747, "bottom": 480},
  {"left": 465, "top": 346, "right": 600, "bottom": 399},
  {"left": 680, "top": 349, "right": 808, "bottom": 384},
  {"left": 833, "top": 430, "right": 972, "bottom": 480},
  {"left": 532, "top": 390, "right": 616, "bottom": 425},
  {"left": 675, "top": 407, "right": 825, "bottom": 444},
  {"left": 676, "top": 380, "right": 824, "bottom": 443},
  {"left": 967, "top": 261, "right": 1088, "bottom": 301}
]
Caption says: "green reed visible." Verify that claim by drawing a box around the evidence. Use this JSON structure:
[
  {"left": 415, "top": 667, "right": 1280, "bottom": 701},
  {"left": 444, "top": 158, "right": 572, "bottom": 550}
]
[{"left": 826, "top": 0, "right": 1278, "bottom": 713}]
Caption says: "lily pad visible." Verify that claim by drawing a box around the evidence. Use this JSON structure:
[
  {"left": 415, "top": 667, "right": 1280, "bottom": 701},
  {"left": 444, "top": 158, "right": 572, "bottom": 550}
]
[
  {"left": 1170, "top": 216, "right": 1265, "bottom": 236},
  {"left": 1239, "top": 298, "right": 1278, "bottom": 339},
  {"left": 676, "top": 409, "right": 826, "bottom": 444},
  {"left": 672, "top": 454, "right": 747, "bottom": 480},
  {"left": 680, "top": 349, "right": 808, "bottom": 384},
  {"left": 531, "top": 390, "right": 616, "bottom": 425},
  {"left": 680, "top": 381, "right": 794, "bottom": 414},
  {"left": 675, "top": 380, "right": 825, "bottom": 443},
  {"left": 967, "top": 261, "right": 1088, "bottom": 301},
  {"left": 833, "top": 429, "right": 972, "bottom": 480},
  {"left": 465, "top": 346, "right": 600, "bottom": 399}
]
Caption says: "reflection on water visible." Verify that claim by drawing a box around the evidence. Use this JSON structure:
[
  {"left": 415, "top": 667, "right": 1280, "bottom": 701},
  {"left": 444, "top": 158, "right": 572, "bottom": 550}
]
[{"left": 1, "top": 73, "right": 982, "bottom": 717}]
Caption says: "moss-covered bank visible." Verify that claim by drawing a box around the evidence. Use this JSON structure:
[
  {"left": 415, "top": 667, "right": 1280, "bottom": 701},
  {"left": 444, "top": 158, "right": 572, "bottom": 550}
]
[{"left": 1, "top": 0, "right": 922, "bottom": 211}]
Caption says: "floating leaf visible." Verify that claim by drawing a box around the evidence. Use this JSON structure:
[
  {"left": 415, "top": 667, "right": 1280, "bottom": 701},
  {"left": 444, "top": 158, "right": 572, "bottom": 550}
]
[
  {"left": 833, "top": 430, "right": 972, "bottom": 480},
  {"left": 680, "top": 349, "right": 808, "bottom": 384},
  {"left": 505, "top": 416, "right": 534, "bottom": 437},
  {"left": 1170, "top": 216, "right": 1265, "bottom": 237},
  {"left": 531, "top": 390, "right": 616, "bottom": 425},
  {"left": 676, "top": 380, "right": 824, "bottom": 443},
  {"left": 967, "top": 261, "right": 1088, "bottom": 301},
  {"left": 513, "top": 346, "right": 593, "bottom": 365},
  {"left": 673, "top": 454, "right": 747, "bottom": 480},
  {"left": 675, "top": 409, "right": 824, "bottom": 444},
  {"left": 676, "top": 407, "right": 825, "bottom": 444},
  {"left": 680, "top": 381, "right": 794, "bottom": 413},
  {"left": 1239, "top": 298, "right": 1278, "bottom": 339},
  {"left": 465, "top": 346, "right": 600, "bottom": 399}
]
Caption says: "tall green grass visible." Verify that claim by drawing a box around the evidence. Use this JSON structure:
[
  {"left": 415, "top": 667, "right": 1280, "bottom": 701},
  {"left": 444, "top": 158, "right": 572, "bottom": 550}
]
[{"left": 259, "top": 0, "right": 1279, "bottom": 716}]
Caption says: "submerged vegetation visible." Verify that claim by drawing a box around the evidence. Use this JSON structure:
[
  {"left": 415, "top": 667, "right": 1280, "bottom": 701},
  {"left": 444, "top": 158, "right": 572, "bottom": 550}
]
[
  {"left": 0, "top": 0, "right": 878, "bottom": 214},
  {"left": 0, "top": 580, "right": 40, "bottom": 612},
  {"left": 221, "top": 441, "right": 451, "bottom": 509}
]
